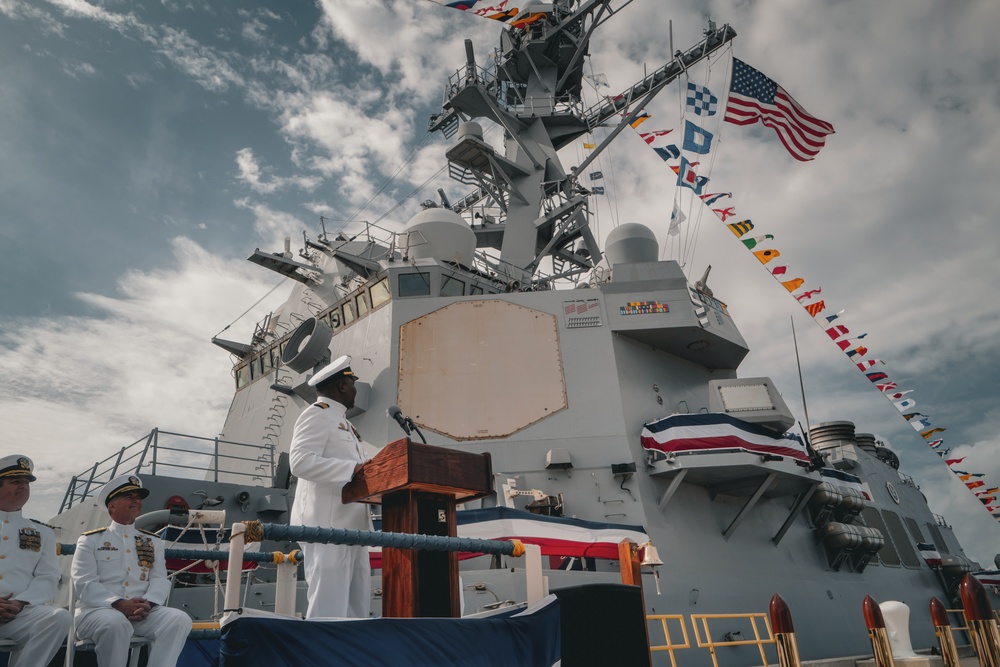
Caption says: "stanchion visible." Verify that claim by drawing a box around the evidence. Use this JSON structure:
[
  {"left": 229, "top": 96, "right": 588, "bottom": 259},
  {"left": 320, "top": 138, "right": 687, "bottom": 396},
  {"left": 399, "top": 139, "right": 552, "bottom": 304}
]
[
  {"left": 863, "top": 595, "right": 896, "bottom": 667},
  {"left": 222, "top": 522, "right": 247, "bottom": 617},
  {"left": 770, "top": 594, "right": 803, "bottom": 667}
]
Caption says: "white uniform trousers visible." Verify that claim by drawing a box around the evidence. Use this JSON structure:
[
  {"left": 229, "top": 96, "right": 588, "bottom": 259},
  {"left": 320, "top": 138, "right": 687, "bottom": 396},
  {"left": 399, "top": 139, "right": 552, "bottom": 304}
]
[
  {"left": 300, "top": 542, "right": 370, "bottom": 618},
  {"left": 76, "top": 605, "right": 190, "bottom": 667},
  {"left": 0, "top": 603, "right": 72, "bottom": 667}
]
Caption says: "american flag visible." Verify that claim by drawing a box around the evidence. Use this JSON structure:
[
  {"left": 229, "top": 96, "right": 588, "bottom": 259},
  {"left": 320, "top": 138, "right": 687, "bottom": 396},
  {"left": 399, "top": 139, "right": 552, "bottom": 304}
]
[{"left": 725, "top": 58, "right": 835, "bottom": 161}]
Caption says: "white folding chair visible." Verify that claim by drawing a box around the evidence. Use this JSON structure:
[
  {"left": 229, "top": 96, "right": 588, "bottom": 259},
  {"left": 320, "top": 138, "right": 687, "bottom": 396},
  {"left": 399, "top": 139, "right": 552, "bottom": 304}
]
[{"left": 73, "top": 637, "right": 150, "bottom": 667}]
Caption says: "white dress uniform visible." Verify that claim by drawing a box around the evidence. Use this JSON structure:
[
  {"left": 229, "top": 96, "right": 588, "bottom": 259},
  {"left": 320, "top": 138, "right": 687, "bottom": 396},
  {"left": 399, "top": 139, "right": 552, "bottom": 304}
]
[
  {"left": 0, "top": 509, "right": 72, "bottom": 667},
  {"left": 290, "top": 398, "right": 372, "bottom": 618},
  {"left": 73, "top": 506, "right": 190, "bottom": 666}
]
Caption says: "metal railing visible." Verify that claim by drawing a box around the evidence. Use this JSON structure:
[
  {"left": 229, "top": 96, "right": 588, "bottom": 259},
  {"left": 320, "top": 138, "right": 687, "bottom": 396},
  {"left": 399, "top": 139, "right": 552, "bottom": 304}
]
[
  {"left": 691, "top": 612, "right": 777, "bottom": 667},
  {"left": 647, "top": 614, "right": 691, "bottom": 667},
  {"left": 60, "top": 429, "right": 275, "bottom": 512}
]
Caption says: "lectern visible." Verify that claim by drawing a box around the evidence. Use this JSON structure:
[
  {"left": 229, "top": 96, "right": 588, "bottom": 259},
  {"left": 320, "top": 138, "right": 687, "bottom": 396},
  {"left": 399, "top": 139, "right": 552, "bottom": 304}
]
[{"left": 342, "top": 438, "right": 492, "bottom": 617}]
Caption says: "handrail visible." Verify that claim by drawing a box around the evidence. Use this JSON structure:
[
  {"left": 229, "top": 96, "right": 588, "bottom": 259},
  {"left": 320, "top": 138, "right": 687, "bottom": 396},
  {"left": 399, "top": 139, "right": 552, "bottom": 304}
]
[
  {"left": 691, "top": 612, "right": 777, "bottom": 667},
  {"left": 647, "top": 614, "right": 691, "bottom": 667},
  {"left": 60, "top": 429, "right": 275, "bottom": 512}
]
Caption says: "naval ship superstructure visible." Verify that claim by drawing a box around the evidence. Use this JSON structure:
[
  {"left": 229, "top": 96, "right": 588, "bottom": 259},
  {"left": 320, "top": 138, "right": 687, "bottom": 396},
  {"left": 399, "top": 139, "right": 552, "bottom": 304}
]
[{"left": 49, "top": 1, "right": 991, "bottom": 664}]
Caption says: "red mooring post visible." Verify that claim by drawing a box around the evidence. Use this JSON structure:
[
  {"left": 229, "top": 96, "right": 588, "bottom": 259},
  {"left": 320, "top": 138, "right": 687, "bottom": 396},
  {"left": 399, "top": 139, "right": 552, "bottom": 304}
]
[
  {"left": 863, "top": 595, "right": 896, "bottom": 667},
  {"left": 770, "top": 594, "right": 803, "bottom": 667},
  {"left": 929, "top": 597, "right": 961, "bottom": 667}
]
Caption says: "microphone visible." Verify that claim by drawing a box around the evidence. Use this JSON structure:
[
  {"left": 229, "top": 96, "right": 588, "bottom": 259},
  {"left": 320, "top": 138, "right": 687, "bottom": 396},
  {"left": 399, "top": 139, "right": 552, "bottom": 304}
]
[{"left": 387, "top": 405, "right": 411, "bottom": 435}]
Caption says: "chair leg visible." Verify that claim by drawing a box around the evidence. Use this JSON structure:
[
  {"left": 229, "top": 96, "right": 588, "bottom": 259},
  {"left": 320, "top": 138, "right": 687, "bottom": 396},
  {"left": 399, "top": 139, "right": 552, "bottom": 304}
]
[{"left": 127, "top": 644, "right": 142, "bottom": 667}]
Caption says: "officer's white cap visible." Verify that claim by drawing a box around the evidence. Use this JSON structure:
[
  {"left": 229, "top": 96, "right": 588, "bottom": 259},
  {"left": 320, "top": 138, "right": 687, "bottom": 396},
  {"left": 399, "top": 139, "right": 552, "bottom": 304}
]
[
  {"left": 98, "top": 474, "right": 150, "bottom": 506},
  {"left": 0, "top": 455, "right": 36, "bottom": 482},
  {"left": 307, "top": 355, "right": 358, "bottom": 387}
]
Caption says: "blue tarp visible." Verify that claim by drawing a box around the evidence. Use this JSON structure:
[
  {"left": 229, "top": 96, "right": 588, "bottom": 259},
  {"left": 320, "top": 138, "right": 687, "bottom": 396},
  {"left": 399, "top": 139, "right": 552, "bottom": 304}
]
[
  {"left": 180, "top": 638, "right": 222, "bottom": 667},
  {"left": 219, "top": 597, "right": 561, "bottom": 667}
]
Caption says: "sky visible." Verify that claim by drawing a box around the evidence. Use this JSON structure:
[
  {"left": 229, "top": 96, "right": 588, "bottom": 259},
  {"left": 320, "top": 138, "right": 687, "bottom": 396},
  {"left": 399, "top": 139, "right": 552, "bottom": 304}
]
[{"left": 1, "top": 0, "right": 999, "bottom": 566}]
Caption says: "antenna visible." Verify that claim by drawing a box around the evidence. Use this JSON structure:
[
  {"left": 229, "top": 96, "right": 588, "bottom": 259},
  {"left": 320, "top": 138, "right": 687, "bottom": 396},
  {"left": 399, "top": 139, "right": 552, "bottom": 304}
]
[{"left": 791, "top": 315, "right": 813, "bottom": 441}]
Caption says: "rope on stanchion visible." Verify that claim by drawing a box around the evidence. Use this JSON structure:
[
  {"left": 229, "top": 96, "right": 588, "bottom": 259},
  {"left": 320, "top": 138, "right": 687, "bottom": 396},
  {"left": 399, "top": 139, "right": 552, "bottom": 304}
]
[
  {"left": 259, "top": 523, "right": 524, "bottom": 557},
  {"left": 242, "top": 519, "right": 265, "bottom": 543},
  {"left": 58, "top": 525, "right": 524, "bottom": 564}
]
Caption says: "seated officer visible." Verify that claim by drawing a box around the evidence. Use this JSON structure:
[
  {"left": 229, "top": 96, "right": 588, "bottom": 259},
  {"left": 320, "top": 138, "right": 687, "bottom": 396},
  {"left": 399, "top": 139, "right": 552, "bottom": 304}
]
[
  {"left": 0, "top": 455, "right": 72, "bottom": 667},
  {"left": 72, "top": 474, "right": 190, "bottom": 667}
]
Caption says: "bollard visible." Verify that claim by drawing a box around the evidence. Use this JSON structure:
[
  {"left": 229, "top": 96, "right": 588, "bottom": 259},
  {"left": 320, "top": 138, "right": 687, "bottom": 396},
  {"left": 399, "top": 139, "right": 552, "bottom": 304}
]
[
  {"left": 863, "top": 595, "right": 896, "bottom": 667},
  {"left": 770, "top": 594, "right": 803, "bottom": 667},
  {"left": 961, "top": 573, "right": 1000, "bottom": 667},
  {"left": 930, "top": 597, "right": 961, "bottom": 667}
]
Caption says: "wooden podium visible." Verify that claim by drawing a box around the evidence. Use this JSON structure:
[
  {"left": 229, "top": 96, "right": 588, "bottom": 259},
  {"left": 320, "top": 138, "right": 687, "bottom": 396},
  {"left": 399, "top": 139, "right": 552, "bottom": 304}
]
[{"left": 342, "top": 437, "right": 492, "bottom": 617}]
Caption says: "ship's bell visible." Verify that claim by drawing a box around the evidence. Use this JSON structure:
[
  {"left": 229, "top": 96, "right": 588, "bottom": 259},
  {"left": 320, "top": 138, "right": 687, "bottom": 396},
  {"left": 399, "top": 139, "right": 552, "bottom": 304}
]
[{"left": 640, "top": 542, "right": 664, "bottom": 568}]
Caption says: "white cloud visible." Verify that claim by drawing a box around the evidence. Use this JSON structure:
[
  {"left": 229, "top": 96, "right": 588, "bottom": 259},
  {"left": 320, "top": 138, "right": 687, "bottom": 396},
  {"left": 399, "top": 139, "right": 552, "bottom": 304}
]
[
  {"left": 235, "top": 147, "right": 322, "bottom": 195},
  {"left": 153, "top": 25, "right": 245, "bottom": 92},
  {"left": 1, "top": 238, "right": 289, "bottom": 520}
]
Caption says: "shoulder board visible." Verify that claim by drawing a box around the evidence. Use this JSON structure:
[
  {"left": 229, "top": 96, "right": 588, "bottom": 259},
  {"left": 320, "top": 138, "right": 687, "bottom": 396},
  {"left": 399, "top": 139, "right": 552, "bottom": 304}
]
[
  {"left": 29, "top": 518, "right": 57, "bottom": 530},
  {"left": 137, "top": 528, "right": 159, "bottom": 537},
  {"left": 314, "top": 402, "right": 329, "bottom": 409},
  {"left": 82, "top": 527, "right": 108, "bottom": 536}
]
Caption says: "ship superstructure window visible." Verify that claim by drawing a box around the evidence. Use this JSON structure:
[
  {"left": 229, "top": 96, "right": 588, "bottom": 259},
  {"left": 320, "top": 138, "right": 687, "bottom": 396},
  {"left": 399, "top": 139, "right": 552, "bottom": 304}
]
[
  {"left": 231, "top": 275, "right": 392, "bottom": 390},
  {"left": 470, "top": 284, "right": 484, "bottom": 295},
  {"left": 904, "top": 517, "right": 925, "bottom": 543},
  {"left": 260, "top": 347, "right": 275, "bottom": 377},
  {"left": 236, "top": 364, "right": 251, "bottom": 389},
  {"left": 882, "top": 511, "right": 920, "bottom": 568},
  {"left": 441, "top": 275, "right": 465, "bottom": 297},
  {"left": 370, "top": 278, "right": 391, "bottom": 308},
  {"left": 398, "top": 272, "right": 431, "bottom": 297},
  {"left": 926, "top": 522, "right": 950, "bottom": 554},
  {"left": 861, "top": 508, "right": 901, "bottom": 567},
  {"left": 323, "top": 307, "right": 343, "bottom": 333}
]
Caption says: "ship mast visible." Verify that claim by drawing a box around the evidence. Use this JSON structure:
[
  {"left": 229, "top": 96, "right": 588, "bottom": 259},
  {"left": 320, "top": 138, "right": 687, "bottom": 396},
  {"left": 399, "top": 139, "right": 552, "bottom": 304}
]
[{"left": 429, "top": 0, "right": 736, "bottom": 286}]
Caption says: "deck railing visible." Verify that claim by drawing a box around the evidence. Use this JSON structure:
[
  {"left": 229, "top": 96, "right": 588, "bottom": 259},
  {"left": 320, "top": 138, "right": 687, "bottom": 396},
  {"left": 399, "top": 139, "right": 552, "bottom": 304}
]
[
  {"left": 691, "top": 612, "right": 777, "bottom": 667},
  {"left": 59, "top": 428, "right": 274, "bottom": 512},
  {"left": 646, "top": 614, "right": 691, "bottom": 667}
]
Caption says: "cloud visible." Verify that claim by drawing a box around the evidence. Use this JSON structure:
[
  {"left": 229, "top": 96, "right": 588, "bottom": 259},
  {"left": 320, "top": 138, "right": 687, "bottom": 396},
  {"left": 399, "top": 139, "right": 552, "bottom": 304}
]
[
  {"left": 0, "top": 238, "right": 288, "bottom": 519},
  {"left": 233, "top": 197, "right": 314, "bottom": 249},
  {"left": 153, "top": 25, "right": 245, "bottom": 92},
  {"left": 235, "top": 147, "right": 322, "bottom": 195}
]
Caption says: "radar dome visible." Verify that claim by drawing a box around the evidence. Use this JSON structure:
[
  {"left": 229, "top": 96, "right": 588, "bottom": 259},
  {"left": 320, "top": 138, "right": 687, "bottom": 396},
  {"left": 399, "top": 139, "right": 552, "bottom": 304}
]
[
  {"left": 402, "top": 208, "right": 476, "bottom": 268},
  {"left": 604, "top": 223, "right": 659, "bottom": 267},
  {"left": 456, "top": 121, "right": 484, "bottom": 142}
]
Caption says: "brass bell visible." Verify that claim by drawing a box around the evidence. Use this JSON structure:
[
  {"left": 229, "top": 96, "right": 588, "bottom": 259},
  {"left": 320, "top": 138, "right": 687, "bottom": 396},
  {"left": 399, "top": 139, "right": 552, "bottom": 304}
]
[{"left": 640, "top": 542, "right": 663, "bottom": 568}]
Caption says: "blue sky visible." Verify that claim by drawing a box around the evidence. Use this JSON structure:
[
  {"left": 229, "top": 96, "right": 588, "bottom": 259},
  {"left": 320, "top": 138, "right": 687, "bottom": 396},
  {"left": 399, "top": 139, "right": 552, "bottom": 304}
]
[{"left": 1, "top": 0, "right": 999, "bottom": 564}]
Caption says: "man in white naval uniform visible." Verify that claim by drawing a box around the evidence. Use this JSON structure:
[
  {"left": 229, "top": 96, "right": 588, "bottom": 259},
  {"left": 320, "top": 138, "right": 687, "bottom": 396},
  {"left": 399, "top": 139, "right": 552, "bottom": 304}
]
[
  {"left": 290, "top": 355, "right": 372, "bottom": 618},
  {"left": 0, "top": 455, "right": 72, "bottom": 667},
  {"left": 72, "top": 474, "right": 190, "bottom": 667}
]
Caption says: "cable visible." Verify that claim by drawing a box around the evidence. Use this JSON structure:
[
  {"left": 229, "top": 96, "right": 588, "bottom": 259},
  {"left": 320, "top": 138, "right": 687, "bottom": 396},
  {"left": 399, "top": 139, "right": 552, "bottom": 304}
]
[{"left": 212, "top": 279, "right": 287, "bottom": 339}]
